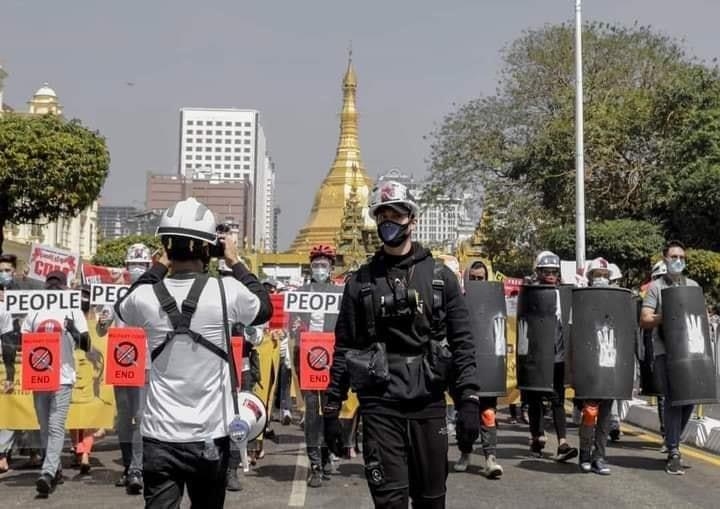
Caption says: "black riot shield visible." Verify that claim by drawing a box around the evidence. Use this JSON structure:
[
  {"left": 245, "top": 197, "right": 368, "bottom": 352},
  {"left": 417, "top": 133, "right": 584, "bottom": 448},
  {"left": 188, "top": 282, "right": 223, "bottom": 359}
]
[
  {"left": 465, "top": 281, "right": 507, "bottom": 396},
  {"left": 661, "top": 286, "right": 718, "bottom": 406},
  {"left": 571, "top": 287, "right": 636, "bottom": 399},
  {"left": 516, "top": 285, "right": 558, "bottom": 392},
  {"left": 559, "top": 285, "right": 574, "bottom": 385}
]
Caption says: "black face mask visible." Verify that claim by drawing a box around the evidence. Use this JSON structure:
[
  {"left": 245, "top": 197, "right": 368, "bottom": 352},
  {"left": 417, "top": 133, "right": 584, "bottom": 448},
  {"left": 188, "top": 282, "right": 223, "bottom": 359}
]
[{"left": 378, "top": 220, "right": 410, "bottom": 247}]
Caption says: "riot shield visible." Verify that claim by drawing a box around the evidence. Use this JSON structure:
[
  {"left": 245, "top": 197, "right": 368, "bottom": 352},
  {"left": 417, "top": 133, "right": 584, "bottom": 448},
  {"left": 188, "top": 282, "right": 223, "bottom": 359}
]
[
  {"left": 661, "top": 286, "right": 718, "bottom": 406},
  {"left": 516, "top": 285, "right": 558, "bottom": 392},
  {"left": 571, "top": 287, "right": 636, "bottom": 399},
  {"left": 559, "top": 284, "right": 574, "bottom": 385},
  {"left": 465, "top": 281, "right": 507, "bottom": 396}
]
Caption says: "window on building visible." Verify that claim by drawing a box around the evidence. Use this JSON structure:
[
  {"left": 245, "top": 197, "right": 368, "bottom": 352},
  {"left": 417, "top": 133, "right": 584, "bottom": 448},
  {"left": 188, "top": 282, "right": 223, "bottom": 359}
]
[
  {"left": 215, "top": 147, "right": 222, "bottom": 152},
  {"left": 185, "top": 163, "right": 192, "bottom": 169},
  {"left": 244, "top": 148, "right": 250, "bottom": 153},
  {"left": 215, "top": 164, "right": 221, "bottom": 169},
  {"left": 206, "top": 138, "right": 212, "bottom": 143},
  {"left": 215, "top": 121, "right": 222, "bottom": 126},
  {"left": 225, "top": 121, "right": 232, "bottom": 126},
  {"left": 225, "top": 139, "right": 232, "bottom": 144},
  {"left": 224, "top": 164, "right": 230, "bottom": 169},
  {"left": 233, "top": 165, "right": 241, "bottom": 169},
  {"left": 224, "top": 156, "right": 231, "bottom": 161},
  {"left": 186, "top": 129, "right": 193, "bottom": 134},
  {"left": 195, "top": 155, "right": 202, "bottom": 160},
  {"left": 234, "top": 139, "right": 241, "bottom": 144},
  {"left": 185, "top": 155, "right": 192, "bottom": 160},
  {"left": 205, "top": 155, "right": 212, "bottom": 160},
  {"left": 215, "top": 156, "right": 221, "bottom": 160},
  {"left": 243, "top": 164, "right": 250, "bottom": 170},
  {"left": 187, "top": 146, "right": 192, "bottom": 151},
  {"left": 233, "top": 172, "right": 241, "bottom": 177},
  {"left": 244, "top": 122, "right": 251, "bottom": 127},
  {"left": 235, "top": 122, "right": 241, "bottom": 127},
  {"left": 225, "top": 130, "right": 231, "bottom": 135},
  {"left": 196, "top": 120, "right": 202, "bottom": 125},
  {"left": 244, "top": 139, "right": 251, "bottom": 144},
  {"left": 234, "top": 131, "right": 241, "bottom": 136},
  {"left": 224, "top": 172, "right": 231, "bottom": 177},
  {"left": 187, "top": 120, "right": 195, "bottom": 125},
  {"left": 185, "top": 138, "right": 192, "bottom": 144},
  {"left": 234, "top": 156, "right": 241, "bottom": 161},
  {"left": 214, "top": 130, "right": 220, "bottom": 135},
  {"left": 243, "top": 156, "right": 250, "bottom": 161},
  {"left": 244, "top": 131, "right": 251, "bottom": 136},
  {"left": 225, "top": 147, "right": 231, "bottom": 152}
]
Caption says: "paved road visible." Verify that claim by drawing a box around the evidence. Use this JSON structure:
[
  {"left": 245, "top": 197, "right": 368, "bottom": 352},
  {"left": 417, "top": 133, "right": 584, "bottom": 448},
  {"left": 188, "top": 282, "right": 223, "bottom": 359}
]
[{"left": 2, "top": 408, "right": 719, "bottom": 508}]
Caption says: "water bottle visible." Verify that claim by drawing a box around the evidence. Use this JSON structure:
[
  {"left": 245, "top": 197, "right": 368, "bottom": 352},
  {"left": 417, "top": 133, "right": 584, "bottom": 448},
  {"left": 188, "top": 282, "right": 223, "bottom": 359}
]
[{"left": 228, "top": 415, "right": 249, "bottom": 443}]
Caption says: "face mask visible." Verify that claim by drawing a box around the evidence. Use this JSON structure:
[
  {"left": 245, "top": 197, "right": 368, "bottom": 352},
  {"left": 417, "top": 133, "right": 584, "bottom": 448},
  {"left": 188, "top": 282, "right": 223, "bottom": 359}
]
[
  {"left": 378, "top": 220, "right": 410, "bottom": 247},
  {"left": 0, "top": 272, "right": 13, "bottom": 286},
  {"left": 128, "top": 266, "right": 146, "bottom": 283},
  {"left": 666, "top": 258, "right": 686, "bottom": 275},
  {"left": 312, "top": 267, "right": 330, "bottom": 283},
  {"left": 592, "top": 277, "right": 609, "bottom": 287}
]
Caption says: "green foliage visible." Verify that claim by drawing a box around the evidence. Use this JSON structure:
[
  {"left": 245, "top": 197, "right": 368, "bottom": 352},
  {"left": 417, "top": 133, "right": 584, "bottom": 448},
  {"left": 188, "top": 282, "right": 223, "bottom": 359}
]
[
  {"left": 0, "top": 114, "right": 110, "bottom": 252},
  {"left": 93, "top": 234, "right": 161, "bottom": 267},
  {"left": 542, "top": 219, "right": 665, "bottom": 286},
  {"left": 424, "top": 21, "right": 720, "bottom": 266},
  {"left": 685, "top": 249, "right": 720, "bottom": 304}
]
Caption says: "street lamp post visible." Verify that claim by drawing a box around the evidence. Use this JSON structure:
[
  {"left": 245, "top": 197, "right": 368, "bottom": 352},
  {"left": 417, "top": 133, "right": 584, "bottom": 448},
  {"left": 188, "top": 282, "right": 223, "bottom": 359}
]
[{"left": 575, "top": 0, "right": 586, "bottom": 272}]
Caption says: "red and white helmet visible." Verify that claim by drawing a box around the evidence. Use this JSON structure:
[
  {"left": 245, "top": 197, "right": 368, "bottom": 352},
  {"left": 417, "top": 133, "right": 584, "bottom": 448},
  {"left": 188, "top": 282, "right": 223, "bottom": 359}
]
[
  {"left": 309, "top": 244, "right": 336, "bottom": 263},
  {"left": 125, "top": 243, "right": 152, "bottom": 265},
  {"left": 586, "top": 257, "right": 610, "bottom": 278},
  {"left": 369, "top": 180, "right": 420, "bottom": 218},
  {"left": 608, "top": 263, "right": 622, "bottom": 282}
]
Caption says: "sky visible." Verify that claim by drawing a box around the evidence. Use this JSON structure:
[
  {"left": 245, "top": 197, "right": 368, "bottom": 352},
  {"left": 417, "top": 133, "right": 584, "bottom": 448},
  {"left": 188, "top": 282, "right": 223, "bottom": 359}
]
[{"left": 2, "top": 1, "right": 719, "bottom": 249}]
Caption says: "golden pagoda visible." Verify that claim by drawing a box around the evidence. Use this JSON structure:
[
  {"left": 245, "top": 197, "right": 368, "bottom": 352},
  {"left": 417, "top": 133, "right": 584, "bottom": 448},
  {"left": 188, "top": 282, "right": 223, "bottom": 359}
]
[
  {"left": 289, "top": 52, "right": 374, "bottom": 252},
  {"left": 335, "top": 164, "right": 380, "bottom": 270}
]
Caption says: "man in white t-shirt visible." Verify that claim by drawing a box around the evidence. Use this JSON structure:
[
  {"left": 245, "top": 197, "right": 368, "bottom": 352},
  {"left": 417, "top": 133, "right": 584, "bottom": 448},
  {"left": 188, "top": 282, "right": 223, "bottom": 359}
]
[
  {"left": 22, "top": 271, "right": 90, "bottom": 497},
  {"left": 116, "top": 198, "right": 272, "bottom": 509}
]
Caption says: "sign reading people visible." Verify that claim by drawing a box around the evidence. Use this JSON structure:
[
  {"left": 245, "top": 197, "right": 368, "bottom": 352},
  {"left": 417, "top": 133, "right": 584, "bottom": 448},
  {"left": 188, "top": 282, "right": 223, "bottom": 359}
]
[
  {"left": 4, "top": 290, "right": 82, "bottom": 315},
  {"left": 283, "top": 292, "right": 342, "bottom": 314},
  {"left": 90, "top": 284, "right": 129, "bottom": 306}
]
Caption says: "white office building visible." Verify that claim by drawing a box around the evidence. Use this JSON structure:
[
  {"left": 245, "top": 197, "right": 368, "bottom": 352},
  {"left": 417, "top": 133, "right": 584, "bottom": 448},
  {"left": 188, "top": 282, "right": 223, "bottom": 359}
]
[{"left": 178, "top": 107, "right": 275, "bottom": 249}]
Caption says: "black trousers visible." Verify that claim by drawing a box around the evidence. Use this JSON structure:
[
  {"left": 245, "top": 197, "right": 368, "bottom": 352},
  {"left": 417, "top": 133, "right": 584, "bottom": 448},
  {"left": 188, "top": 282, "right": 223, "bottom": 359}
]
[
  {"left": 527, "top": 362, "right": 567, "bottom": 440},
  {"left": 362, "top": 412, "right": 448, "bottom": 509},
  {"left": 143, "top": 437, "right": 230, "bottom": 509}
]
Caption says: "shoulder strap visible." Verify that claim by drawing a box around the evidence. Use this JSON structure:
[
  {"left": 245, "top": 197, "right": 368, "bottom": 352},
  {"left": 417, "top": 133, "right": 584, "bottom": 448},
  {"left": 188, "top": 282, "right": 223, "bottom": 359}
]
[
  {"left": 431, "top": 261, "right": 446, "bottom": 326},
  {"left": 218, "top": 276, "right": 240, "bottom": 415},
  {"left": 358, "top": 263, "right": 377, "bottom": 342}
]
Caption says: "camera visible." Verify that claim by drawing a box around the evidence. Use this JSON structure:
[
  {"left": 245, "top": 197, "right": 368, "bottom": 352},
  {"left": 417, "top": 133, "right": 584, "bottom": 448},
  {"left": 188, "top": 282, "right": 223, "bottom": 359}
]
[
  {"left": 380, "top": 285, "right": 422, "bottom": 318},
  {"left": 209, "top": 223, "right": 232, "bottom": 258}
]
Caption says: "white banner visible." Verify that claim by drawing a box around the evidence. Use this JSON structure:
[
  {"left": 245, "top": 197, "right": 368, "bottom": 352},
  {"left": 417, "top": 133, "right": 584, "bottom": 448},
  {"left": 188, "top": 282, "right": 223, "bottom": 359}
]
[
  {"left": 3, "top": 290, "right": 82, "bottom": 315},
  {"left": 283, "top": 292, "right": 342, "bottom": 314},
  {"left": 90, "top": 284, "right": 129, "bottom": 306},
  {"left": 28, "top": 243, "right": 80, "bottom": 284}
]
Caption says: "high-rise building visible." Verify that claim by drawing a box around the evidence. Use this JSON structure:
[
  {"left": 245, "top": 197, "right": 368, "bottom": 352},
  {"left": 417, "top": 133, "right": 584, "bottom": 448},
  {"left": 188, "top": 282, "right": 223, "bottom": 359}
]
[
  {"left": 376, "top": 168, "right": 477, "bottom": 251},
  {"left": 177, "top": 107, "right": 274, "bottom": 250}
]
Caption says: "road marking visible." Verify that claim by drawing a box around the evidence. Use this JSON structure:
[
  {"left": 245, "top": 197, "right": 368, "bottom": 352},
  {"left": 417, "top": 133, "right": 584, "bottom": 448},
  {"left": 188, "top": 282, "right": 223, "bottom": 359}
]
[
  {"left": 621, "top": 423, "right": 720, "bottom": 468},
  {"left": 288, "top": 441, "right": 308, "bottom": 507}
]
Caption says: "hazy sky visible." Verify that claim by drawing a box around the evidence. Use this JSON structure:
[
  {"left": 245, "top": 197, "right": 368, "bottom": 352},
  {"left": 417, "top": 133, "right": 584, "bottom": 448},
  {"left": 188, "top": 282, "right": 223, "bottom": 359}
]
[{"left": 2, "top": 1, "right": 719, "bottom": 249}]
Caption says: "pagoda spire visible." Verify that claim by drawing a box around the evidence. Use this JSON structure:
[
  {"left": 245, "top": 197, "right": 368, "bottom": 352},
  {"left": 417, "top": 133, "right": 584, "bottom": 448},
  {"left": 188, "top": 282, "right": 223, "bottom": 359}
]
[{"left": 289, "top": 51, "right": 373, "bottom": 252}]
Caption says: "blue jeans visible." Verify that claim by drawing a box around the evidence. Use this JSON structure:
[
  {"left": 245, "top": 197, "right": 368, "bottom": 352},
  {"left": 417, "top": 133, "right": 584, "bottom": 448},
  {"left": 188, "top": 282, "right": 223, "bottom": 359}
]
[{"left": 656, "top": 355, "right": 693, "bottom": 454}]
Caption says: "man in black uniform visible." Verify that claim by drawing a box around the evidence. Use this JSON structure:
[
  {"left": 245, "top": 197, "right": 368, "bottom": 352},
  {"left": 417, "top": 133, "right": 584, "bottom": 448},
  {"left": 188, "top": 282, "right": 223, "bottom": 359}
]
[{"left": 324, "top": 180, "right": 480, "bottom": 509}]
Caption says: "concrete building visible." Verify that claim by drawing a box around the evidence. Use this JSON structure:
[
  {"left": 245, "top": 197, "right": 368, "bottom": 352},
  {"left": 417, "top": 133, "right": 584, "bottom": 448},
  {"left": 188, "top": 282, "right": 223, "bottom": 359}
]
[
  {"left": 2, "top": 79, "right": 98, "bottom": 257},
  {"left": 97, "top": 206, "right": 161, "bottom": 240},
  {"left": 146, "top": 174, "right": 253, "bottom": 244},
  {"left": 177, "top": 107, "right": 275, "bottom": 249},
  {"left": 376, "top": 168, "right": 477, "bottom": 250}
]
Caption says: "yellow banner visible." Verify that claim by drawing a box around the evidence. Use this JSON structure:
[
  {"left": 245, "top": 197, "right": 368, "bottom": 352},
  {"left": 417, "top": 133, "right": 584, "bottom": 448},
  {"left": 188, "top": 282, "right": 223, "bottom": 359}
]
[{"left": 0, "top": 318, "right": 116, "bottom": 429}]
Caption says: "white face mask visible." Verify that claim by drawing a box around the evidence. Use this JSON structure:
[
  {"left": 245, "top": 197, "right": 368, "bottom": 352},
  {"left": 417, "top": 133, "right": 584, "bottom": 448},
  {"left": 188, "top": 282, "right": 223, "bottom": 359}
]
[
  {"left": 128, "top": 266, "right": 146, "bottom": 283},
  {"left": 312, "top": 267, "right": 330, "bottom": 283},
  {"left": 592, "top": 277, "right": 610, "bottom": 287}
]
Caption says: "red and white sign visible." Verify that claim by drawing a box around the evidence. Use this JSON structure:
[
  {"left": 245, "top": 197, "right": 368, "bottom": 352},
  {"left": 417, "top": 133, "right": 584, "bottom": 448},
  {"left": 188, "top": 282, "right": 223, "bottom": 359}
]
[
  {"left": 82, "top": 263, "right": 130, "bottom": 285},
  {"left": 28, "top": 243, "right": 79, "bottom": 284},
  {"left": 106, "top": 328, "right": 147, "bottom": 387},
  {"left": 21, "top": 332, "right": 61, "bottom": 391},
  {"left": 502, "top": 278, "right": 524, "bottom": 297},
  {"left": 299, "top": 332, "right": 335, "bottom": 391}
]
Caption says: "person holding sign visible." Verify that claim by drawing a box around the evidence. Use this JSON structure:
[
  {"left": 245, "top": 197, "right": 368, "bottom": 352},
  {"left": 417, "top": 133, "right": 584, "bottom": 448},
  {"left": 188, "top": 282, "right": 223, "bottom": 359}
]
[
  {"left": 96, "top": 243, "right": 151, "bottom": 495},
  {"left": 324, "top": 181, "right": 480, "bottom": 508},
  {"left": 289, "top": 244, "right": 344, "bottom": 488},
  {"left": 115, "top": 198, "right": 271, "bottom": 509},
  {"left": 21, "top": 271, "right": 90, "bottom": 497}
]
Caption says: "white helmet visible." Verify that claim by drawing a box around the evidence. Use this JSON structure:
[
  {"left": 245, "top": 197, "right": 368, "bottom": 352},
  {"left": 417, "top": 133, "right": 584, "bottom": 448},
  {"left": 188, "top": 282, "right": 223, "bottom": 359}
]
[
  {"left": 535, "top": 251, "right": 560, "bottom": 270},
  {"left": 125, "top": 243, "right": 152, "bottom": 264},
  {"left": 608, "top": 263, "right": 622, "bottom": 282},
  {"left": 651, "top": 260, "right": 667, "bottom": 279},
  {"left": 156, "top": 197, "right": 217, "bottom": 244},
  {"left": 369, "top": 180, "right": 420, "bottom": 218},
  {"left": 586, "top": 257, "right": 610, "bottom": 277}
]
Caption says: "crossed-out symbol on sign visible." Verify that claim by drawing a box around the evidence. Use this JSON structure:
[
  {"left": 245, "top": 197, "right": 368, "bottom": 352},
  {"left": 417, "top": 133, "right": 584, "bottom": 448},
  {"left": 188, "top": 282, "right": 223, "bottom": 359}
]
[
  {"left": 30, "top": 347, "right": 53, "bottom": 372},
  {"left": 307, "top": 346, "right": 330, "bottom": 371},
  {"left": 114, "top": 342, "right": 138, "bottom": 367}
]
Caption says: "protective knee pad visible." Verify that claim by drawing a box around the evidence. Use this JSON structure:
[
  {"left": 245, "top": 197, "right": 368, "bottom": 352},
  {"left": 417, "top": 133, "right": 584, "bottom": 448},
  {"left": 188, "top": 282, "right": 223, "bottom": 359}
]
[
  {"left": 481, "top": 408, "right": 496, "bottom": 428},
  {"left": 582, "top": 404, "right": 599, "bottom": 426}
]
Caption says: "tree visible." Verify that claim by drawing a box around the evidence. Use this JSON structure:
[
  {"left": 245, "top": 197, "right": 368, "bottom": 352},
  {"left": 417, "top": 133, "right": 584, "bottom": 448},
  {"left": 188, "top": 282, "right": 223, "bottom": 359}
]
[
  {"left": 424, "top": 22, "right": 720, "bottom": 263},
  {"left": 93, "top": 234, "right": 161, "bottom": 267},
  {"left": 685, "top": 249, "right": 720, "bottom": 305},
  {"left": 0, "top": 114, "right": 110, "bottom": 252},
  {"left": 542, "top": 219, "right": 665, "bottom": 286}
]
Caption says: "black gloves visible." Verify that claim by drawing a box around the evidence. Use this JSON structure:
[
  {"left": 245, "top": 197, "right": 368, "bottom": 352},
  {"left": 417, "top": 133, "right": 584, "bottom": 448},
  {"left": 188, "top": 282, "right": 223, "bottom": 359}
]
[
  {"left": 65, "top": 318, "right": 91, "bottom": 352},
  {"left": 323, "top": 402, "right": 344, "bottom": 457},
  {"left": 455, "top": 397, "right": 481, "bottom": 448}
]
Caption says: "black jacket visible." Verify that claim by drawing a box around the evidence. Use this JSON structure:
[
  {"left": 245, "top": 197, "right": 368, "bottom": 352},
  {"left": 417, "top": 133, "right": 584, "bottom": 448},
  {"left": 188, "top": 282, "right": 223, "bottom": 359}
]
[{"left": 327, "top": 243, "right": 478, "bottom": 416}]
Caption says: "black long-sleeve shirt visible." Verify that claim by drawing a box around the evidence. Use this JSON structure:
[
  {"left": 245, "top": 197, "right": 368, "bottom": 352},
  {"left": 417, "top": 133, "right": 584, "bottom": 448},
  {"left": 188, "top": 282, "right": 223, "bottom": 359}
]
[{"left": 327, "top": 243, "right": 479, "bottom": 418}]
